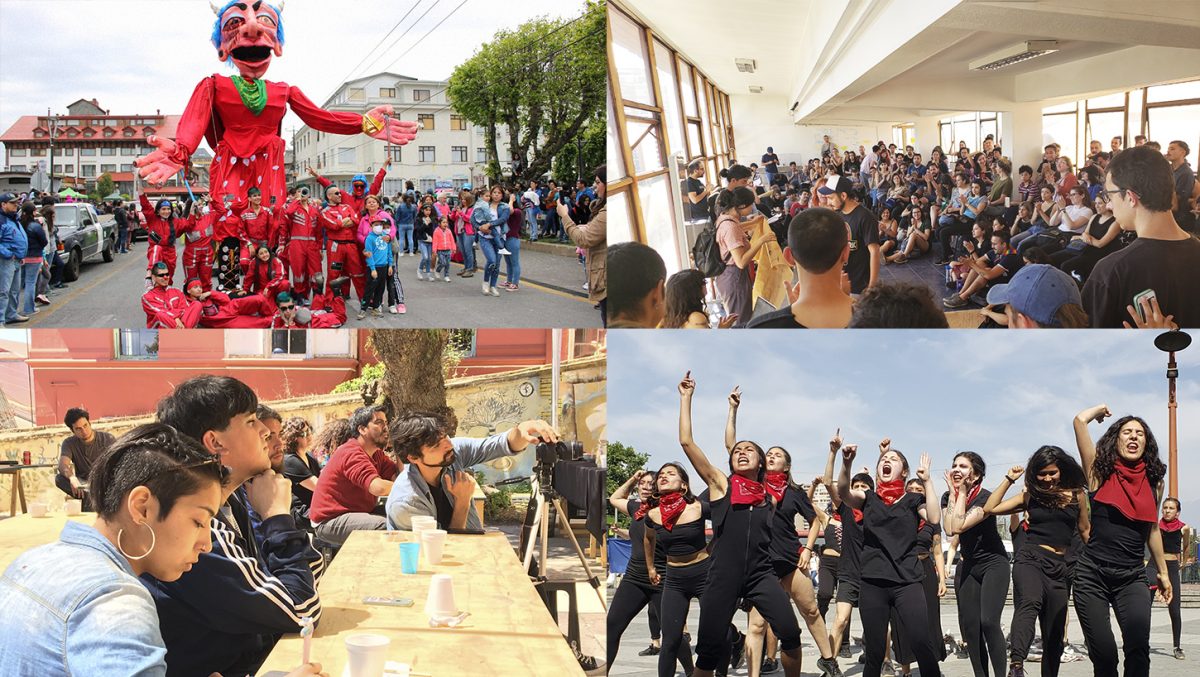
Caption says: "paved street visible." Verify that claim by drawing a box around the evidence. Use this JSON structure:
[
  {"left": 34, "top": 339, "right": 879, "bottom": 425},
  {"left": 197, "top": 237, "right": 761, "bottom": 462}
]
[
  {"left": 608, "top": 583, "right": 1200, "bottom": 676},
  {"left": 25, "top": 240, "right": 600, "bottom": 328}
]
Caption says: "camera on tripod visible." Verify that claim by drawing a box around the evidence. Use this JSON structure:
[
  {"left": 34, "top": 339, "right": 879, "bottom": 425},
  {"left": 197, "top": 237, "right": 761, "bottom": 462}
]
[{"left": 534, "top": 439, "right": 587, "bottom": 467}]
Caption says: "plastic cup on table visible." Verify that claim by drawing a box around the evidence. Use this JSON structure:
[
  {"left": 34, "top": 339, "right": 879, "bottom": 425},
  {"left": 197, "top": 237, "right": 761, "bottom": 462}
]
[
  {"left": 411, "top": 516, "right": 436, "bottom": 536},
  {"left": 420, "top": 529, "right": 447, "bottom": 565},
  {"left": 344, "top": 633, "right": 389, "bottom": 677},
  {"left": 398, "top": 542, "right": 420, "bottom": 574},
  {"left": 29, "top": 502, "right": 48, "bottom": 518},
  {"left": 64, "top": 499, "right": 83, "bottom": 516},
  {"left": 424, "top": 573, "right": 457, "bottom": 619}
]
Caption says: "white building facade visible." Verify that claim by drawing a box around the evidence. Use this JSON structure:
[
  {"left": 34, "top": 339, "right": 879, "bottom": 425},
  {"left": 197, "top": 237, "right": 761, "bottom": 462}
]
[{"left": 292, "top": 72, "right": 510, "bottom": 197}]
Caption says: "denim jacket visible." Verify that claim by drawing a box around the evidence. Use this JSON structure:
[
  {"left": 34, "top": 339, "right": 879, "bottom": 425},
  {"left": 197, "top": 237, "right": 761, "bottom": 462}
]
[
  {"left": 386, "top": 432, "right": 516, "bottom": 531},
  {"left": 0, "top": 521, "right": 168, "bottom": 676},
  {"left": 469, "top": 202, "right": 510, "bottom": 237},
  {"left": 0, "top": 212, "right": 27, "bottom": 260},
  {"left": 393, "top": 202, "right": 416, "bottom": 226}
]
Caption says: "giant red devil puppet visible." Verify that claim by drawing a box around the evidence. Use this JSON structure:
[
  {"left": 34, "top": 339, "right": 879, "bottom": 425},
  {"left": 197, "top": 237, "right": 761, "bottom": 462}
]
[{"left": 134, "top": 0, "right": 417, "bottom": 221}]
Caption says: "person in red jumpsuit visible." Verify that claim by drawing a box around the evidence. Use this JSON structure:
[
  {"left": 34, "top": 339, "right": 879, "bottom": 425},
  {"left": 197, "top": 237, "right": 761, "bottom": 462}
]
[
  {"left": 133, "top": 1, "right": 417, "bottom": 226},
  {"left": 142, "top": 262, "right": 201, "bottom": 328},
  {"left": 185, "top": 277, "right": 274, "bottom": 328},
  {"left": 242, "top": 241, "right": 289, "bottom": 304},
  {"left": 271, "top": 290, "right": 345, "bottom": 328},
  {"left": 229, "top": 187, "right": 280, "bottom": 274},
  {"left": 308, "top": 156, "right": 390, "bottom": 217},
  {"left": 138, "top": 193, "right": 190, "bottom": 286},
  {"left": 179, "top": 198, "right": 215, "bottom": 291},
  {"left": 280, "top": 187, "right": 322, "bottom": 303},
  {"left": 319, "top": 185, "right": 363, "bottom": 301}
]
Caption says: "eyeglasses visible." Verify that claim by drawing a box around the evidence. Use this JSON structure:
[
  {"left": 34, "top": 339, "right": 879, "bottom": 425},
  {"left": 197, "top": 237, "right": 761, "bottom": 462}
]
[
  {"left": 152, "top": 271, "right": 170, "bottom": 278},
  {"left": 278, "top": 305, "right": 296, "bottom": 312},
  {"left": 1097, "top": 186, "right": 1132, "bottom": 202}
]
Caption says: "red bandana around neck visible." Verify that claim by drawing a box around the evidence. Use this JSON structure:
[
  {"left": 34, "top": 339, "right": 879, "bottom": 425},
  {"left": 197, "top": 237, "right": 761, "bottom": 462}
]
[
  {"left": 953, "top": 482, "right": 982, "bottom": 508},
  {"left": 658, "top": 492, "right": 687, "bottom": 531},
  {"left": 918, "top": 518, "right": 926, "bottom": 531},
  {"left": 1159, "top": 517, "right": 1185, "bottom": 533},
  {"left": 764, "top": 471, "right": 789, "bottom": 503},
  {"left": 633, "top": 501, "right": 650, "bottom": 521},
  {"left": 876, "top": 479, "right": 906, "bottom": 506},
  {"left": 1094, "top": 460, "right": 1157, "bottom": 523},
  {"left": 730, "top": 474, "right": 767, "bottom": 506}
]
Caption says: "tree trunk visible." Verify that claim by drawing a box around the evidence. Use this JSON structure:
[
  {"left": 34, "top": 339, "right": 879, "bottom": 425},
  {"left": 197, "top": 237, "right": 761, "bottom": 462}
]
[
  {"left": 0, "top": 384, "right": 19, "bottom": 429},
  {"left": 368, "top": 329, "right": 458, "bottom": 434}
]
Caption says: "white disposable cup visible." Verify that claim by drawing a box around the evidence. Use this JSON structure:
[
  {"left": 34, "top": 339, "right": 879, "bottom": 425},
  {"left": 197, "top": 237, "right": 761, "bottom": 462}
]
[
  {"left": 421, "top": 529, "right": 447, "bottom": 565},
  {"left": 344, "top": 633, "right": 390, "bottom": 677},
  {"left": 29, "top": 502, "right": 48, "bottom": 518},
  {"left": 64, "top": 499, "right": 83, "bottom": 516},
  {"left": 1005, "top": 196, "right": 1011, "bottom": 208},
  {"left": 411, "top": 516, "right": 436, "bottom": 535},
  {"left": 424, "top": 573, "right": 457, "bottom": 618}
]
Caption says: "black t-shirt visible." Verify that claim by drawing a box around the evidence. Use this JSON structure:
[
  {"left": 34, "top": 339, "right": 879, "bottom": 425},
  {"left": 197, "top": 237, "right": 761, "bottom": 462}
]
[
  {"left": 1082, "top": 236, "right": 1200, "bottom": 328},
  {"left": 991, "top": 252, "right": 1023, "bottom": 283},
  {"left": 842, "top": 204, "right": 879, "bottom": 294},
  {"left": 281, "top": 452, "right": 321, "bottom": 520},
  {"left": 768, "top": 487, "right": 817, "bottom": 567},
  {"left": 428, "top": 479, "right": 455, "bottom": 530},
  {"left": 747, "top": 307, "right": 808, "bottom": 328},
  {"left": 762, "top": 153, "right": 780, "bottom": 173},
  {"left": 710, "top": 493, "right": 775, "bottom": 577},
  {"left": 859, "top": 491, "right": 925, "bottom": 584},
  {"left": 1084, "top": 492, "right": 1152, "bottom": 569},
  {"left": 682, "top": 177, "right": 706, "bottom": 221},
  {"left": 1025, "top": 501, "right": 1078, "bottom": 550},
  {"left": 1162, "top": 528, "right": 1183, "bottom": 554},
  {"left": 625, "top": 499, "right": 666, "bottom": 585},
  {"left": 824, "top": 520, "right": 842, "bottom": 554},
  {"left": 915, "top": 519, "right": 936, "bottom": 556},
  {"left": 1011, "top": 519, "right": 1026, "bottom": 558},
  {"left": 60, "top": 431, "right": 117, "bottom": 482},
  {"left": 942, "top": 488, "right": 1008, "bottom": 571},
  {"left": 836, "top": 502, "right": 864, "bottom": 581}
]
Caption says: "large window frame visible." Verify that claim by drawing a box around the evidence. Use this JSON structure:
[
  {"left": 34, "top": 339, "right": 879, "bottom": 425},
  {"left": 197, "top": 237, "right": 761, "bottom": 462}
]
[
  {"left": 607, "top": 2, "right": 735, "bottom": 272},
  {"left": 936, "top": 112, "right": 1001, "bottom": 159}
]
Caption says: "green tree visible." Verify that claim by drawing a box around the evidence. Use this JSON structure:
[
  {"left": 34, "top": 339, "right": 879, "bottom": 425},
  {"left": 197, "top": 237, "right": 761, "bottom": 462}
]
[
  {"left": 447, "top": 1, "right": 605, "bottom": 184},
  {"left": 551, "top": 110, "right": 605, "bottom": 183},
  {"left": 96, "top": 173, "right": 115, "bottom": 200},
  {"left": 606, "top": 441, "right": 650, "bottom": 497}
]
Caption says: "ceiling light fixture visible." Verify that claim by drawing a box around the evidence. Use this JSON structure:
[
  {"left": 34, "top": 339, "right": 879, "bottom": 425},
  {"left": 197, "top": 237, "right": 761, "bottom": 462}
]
[
  {"left": 969, "top": 40, "right": 1059, "bottom": 71},
  {"left": 735, "top": 58, "right": 757, "bottom": 73},
  {"left": 749, "top": 86, "right": 763, "bottom": 94}
]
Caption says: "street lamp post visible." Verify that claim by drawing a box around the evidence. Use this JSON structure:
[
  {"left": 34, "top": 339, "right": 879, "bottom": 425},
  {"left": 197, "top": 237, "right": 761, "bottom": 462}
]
[
  {"left": 45, "top": 109, "right": 63, "bottom": 195},
  {"left": 1154, "top": 330, "right": 1192, "bottom": 499}
]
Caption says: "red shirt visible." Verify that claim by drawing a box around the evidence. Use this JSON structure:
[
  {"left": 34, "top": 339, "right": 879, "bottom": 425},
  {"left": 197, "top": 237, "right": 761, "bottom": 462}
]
[{"left": 309, "top": 439, "right": 398, "bottom": 523}]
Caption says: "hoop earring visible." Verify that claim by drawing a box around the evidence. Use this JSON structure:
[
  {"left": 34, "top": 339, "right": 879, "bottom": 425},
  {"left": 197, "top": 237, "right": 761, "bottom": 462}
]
[{"left": 117, "top": 522, "right": 156, "bottom": 561}]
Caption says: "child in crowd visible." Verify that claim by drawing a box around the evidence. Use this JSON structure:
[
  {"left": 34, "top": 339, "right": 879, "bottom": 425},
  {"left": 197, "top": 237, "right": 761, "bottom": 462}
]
[
  {"left": 432, "top": 215, "right": 457, "bottom": 283},
  {"left": 360, "top": 217, "right": 394, "bottom": 319}
]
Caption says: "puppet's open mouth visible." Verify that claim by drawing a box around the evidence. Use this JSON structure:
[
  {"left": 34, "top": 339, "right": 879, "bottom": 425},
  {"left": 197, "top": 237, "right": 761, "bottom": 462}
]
[{"left": 231, "top": 46, "right": 272, "bottom": 63}]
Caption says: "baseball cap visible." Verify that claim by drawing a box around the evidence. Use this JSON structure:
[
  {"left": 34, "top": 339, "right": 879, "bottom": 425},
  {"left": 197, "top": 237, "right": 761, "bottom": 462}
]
[
  {"left": 0, "top": 193, "right": 18, "bottom": 204},
  {"left": 986, "top": 264, "right": 1081, "bottom": 327},
  {"left": 816, "top": 175, "right": 854, "bottom": 195}
]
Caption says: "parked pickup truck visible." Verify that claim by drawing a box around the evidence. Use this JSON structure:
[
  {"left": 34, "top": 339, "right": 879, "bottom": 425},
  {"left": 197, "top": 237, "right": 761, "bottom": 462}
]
[{"left": 53, "top": 203, "right": 117, "bottom": 282}]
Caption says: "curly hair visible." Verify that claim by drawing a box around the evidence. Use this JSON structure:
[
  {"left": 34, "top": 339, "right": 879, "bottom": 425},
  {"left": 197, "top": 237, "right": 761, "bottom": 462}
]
[
  {"left": 311, "top": 418, "right": 354, "bottom": 458},
  {"left": 1093, "top": 415, "right": 1166, "bottom": 488},
  {"left": 279, "top": 417, "right": 313, "bottom": 456}
]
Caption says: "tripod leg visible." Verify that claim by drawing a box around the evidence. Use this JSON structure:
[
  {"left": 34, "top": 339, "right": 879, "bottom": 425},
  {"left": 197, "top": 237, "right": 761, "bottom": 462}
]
[
  {"left": 552, "top": 497, "right": 608, "bottom": 610},
  {"left": 521, "top": 490, "right": 543, "bottom": 575},
  {"left": 539, "top": 496, "right": 550, "bottom": 579}
]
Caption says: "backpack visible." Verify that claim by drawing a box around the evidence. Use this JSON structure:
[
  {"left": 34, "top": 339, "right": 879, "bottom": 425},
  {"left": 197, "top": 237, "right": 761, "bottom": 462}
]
[{"left": 691, "top": 220, "right": 726, "bottom": 278}]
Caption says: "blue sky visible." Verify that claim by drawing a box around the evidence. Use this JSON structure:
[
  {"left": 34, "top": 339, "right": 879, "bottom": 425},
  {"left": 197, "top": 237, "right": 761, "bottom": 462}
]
[{"left": 609, "top": 330, "right": 1200, "bottom": 512}]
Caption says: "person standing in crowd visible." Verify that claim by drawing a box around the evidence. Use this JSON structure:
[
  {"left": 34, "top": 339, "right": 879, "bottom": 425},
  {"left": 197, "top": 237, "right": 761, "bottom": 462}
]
[
  {"left": 359, "top": 216, "right": 395, "bottom": 319},
  {"left": 0, "top": 193, "right": 26, "bottom": 326},
  {"left": 1165, "top": 140, "right": 1196, "bottom": 232},
  {"left": 393, "top": 193, "right": 417, "bottom": 257},
  {"left": 522, "top": 180, "right": 543, "bottom": 241},
  {"left": 54, "top": 407, "right": 117, "bottom": 510},
  {"left": 762, "top": 147, "right": 782, "bottom": 187},
  {"left": 1155, "top": 498, "right": 1190, "bottom": 661},
  {"left": 413, "top": 202, "right": 437, "bottom": 283},
  {"left": 432, "top": 214, "right": 457, "bottom": 284},
  {"left": 148, "top": 375, "right": 326, "bottom": 677},
  {"left": 178, "top": 198, "right": 216, "bottom": 293},
  {"left": 17, "top": 201, "right": 47, "bottom": 317},
  {"left": 309, "top": 405, "right": 398, "bottom": 545},
  {"left": 894, "top": 477, "right": 949, "bottom": 675},
  {"left": 818, "top": 175, "right": 879, "bottom": 295},
  {"left": 681, "top": 160, "right": 714, "bottom": 223},
  {"left": 1083, "top": 146, "right": 1200, "bottom": 327},
  {"left": 279, "top": 187, "right": 322, "bottom": 303},
  {"left": 607, "top": 470, "right": 697, "bottom": 674},
  {"left": 500, "top": 192, "right": 523, "bottom": 291},
  {"left": 386, "top": 414, "right": 556, "bottom": 530},
  {"left": 983, "top": 447, "right": 1089, "bottom": 677},
  {"left": 472, "top": 186, "right": 511, "bottom": 296},
  {"left": 113, "top": 198, "right": 130, "bottom": 254},
  {"left": 748, "top": 208, "right": 853, "bottom": 328},
  {"left": 452, "top": 191, "right": 477, "bottom": 278},
  {"left": 1071, "top": 405, "right": 1172, "bottom": 677},
  {"left": 139, "top": 192, "right": 188, "bottom": 287},
  {"left": 944, "top": 452, "right": 1011, "bottom": 677},
  {"left": 822, "top": 431, "right": 867, "bottom": 662},
  {"left": 320, "top": 185, "right": 365, "bottom": 301},
  {"left": 606, "top": 242, "right": 664, "bottom": 328},
  {"left": 712, "top": 186, "right": 772, "bottom": 327},
  {"left": 562, "top": 165, "right": 608, "bottom": 324}
]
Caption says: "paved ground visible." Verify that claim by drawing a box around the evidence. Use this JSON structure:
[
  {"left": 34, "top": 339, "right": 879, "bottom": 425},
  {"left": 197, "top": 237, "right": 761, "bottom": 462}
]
[
  {"left": 607, "top": 580, "right": 1200, "bottom": 676},
  {"left": 25, "top": 239, "right": 601, "bottom": 328}
]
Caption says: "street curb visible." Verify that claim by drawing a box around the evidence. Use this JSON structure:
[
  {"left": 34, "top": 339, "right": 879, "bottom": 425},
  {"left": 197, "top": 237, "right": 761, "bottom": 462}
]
[{"left": 523, "top": 240, "right": 578, "bottom": 257}]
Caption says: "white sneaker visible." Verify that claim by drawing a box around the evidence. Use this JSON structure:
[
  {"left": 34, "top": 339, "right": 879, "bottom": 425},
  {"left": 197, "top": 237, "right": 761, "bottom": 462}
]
[
  {"left": 497, "top": 247, "right": 512, "bottom": 255},
  {"left": 582, "top": 282, "right": 589, "bottom": 290},
  {"left": 444, "top": 275, "right": 450, "bottom": 282},
  {"left": 482, "top": 281, "right": 490, "bottom": 295},
  {"left": 389, "top": 306, "right": 398, "bottom": 314},
  {"left": 489, "top": 286, "right": 500, "bottom": 297}
]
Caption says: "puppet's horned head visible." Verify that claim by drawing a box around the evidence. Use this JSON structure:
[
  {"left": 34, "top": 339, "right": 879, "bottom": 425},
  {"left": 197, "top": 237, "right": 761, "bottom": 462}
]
[{"left": 211, "top": 0, "right": 285, "bottom": 80}]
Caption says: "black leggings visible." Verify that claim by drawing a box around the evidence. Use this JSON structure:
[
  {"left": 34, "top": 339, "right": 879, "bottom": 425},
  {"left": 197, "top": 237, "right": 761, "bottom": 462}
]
[
  {"left": 1009, "top": 547, "right": 1070, "bottom": 675},
  {"left": 860, "top": 578, "right": 941, "bottom": 677},
  {"left": 607, "top": 578, "right": 693, "bottom": 672},
  {"left": 695, "top": 565, "right": 802, "bottom": 671},
  {"left": 894, "top": 555, "right": 945, "bottom": 664},
  {"left": 818, "top": 553, "right": 840, "bottom": 617},
  {"left": 1167, "top": 559, "right": 1182, "bottom": 648},
  {"left": 956, "top": 560, "right": 1010, "bottom": 677},
  {"left": 1074, "top": 553, "right": 1151, "bottom": 677},
  {"left": 658, "top": 559, "right": 708, "bottom": 677},
  {"left": 937, "top": 217, "right": 973, "bottom": 258}
]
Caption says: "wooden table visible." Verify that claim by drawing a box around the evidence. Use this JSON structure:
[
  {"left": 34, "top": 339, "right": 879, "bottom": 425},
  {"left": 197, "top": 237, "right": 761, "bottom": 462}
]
[
  {"left": 261, "top": 531, "right": 584, "bottom": 677},
  {"left": 0, "top": 512, "right": 94, "bottom": 570},
  {"left": 0, "top": 464, "right": 58, "bottom": 516}
]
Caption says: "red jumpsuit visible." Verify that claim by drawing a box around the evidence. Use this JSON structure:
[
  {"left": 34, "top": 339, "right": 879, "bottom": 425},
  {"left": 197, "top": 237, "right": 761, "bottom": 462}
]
[
  {"left": 141, "top": 286, "right": 201, "bottom": 328},
  {"left": 179, "top": 209, "right": 215, "bottom": 291},
  {"left": 242, "top": 256, "right": 290, "bottom": 304},
  {"left": 281, "top": 200, "right": 323, "bottom": 301},
  {"left": 320, "top": 203, "right": 364, "bottom": 300},
  {"left": 195, "top": 291, "right": 274, "bottom": 328},
  {"left": 314, "top": 167, "right": 386, "bottom": 218},
  {"left": 230, "top": 200, "right": 280, "bottom": 273},
  {"left": 169, "top": 75, "right": 365, "bottom": 210},
  {"left": 272, "top": 293, "right": 346, "bottom": 328},
  {"left": 139, "top": 194, "right": 189, "bottom": 285}
]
